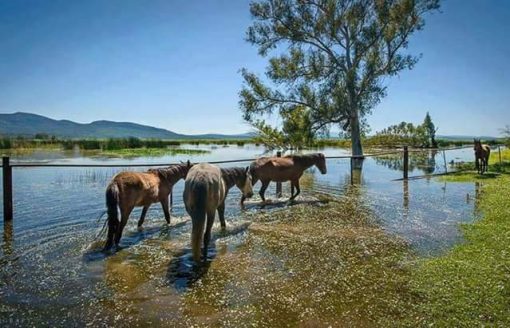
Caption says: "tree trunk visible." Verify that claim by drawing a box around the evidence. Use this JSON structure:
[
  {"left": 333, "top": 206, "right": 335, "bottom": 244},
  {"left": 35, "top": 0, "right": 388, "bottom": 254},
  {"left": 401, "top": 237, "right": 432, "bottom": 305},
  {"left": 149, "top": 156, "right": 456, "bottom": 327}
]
[{"left": 350, "top": 111, "right": 364, "bottom": 170}]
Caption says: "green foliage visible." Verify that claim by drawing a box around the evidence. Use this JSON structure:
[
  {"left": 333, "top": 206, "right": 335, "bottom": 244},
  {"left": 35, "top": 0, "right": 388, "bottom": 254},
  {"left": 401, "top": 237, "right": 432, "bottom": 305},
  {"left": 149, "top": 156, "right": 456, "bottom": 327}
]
[
  {"left": 372, "top": 121, "right": 428, "bottom": 147},
  {"left": 252, "top": 120, "right": 287, "bottom": 149},
  {"left": 372, "top": 113, "right": 439, "bottom": 147},
  {"left": 240, "top": 0, "right": 440, "bottom": 155},
  {"left": 422, "top": 112, "right": 437, "bottom": 147},
  {"left": 501, "top": 125, "right": 510, "bottom": 146},
  {"left": 252, "top": 106, "right": 315, "bottom": 149},
  {"left": 0, "top": 137, "right": 12, "bottom": 149},
  {"left": 281, "top": 106, "right": 315, "bottom": 148}
]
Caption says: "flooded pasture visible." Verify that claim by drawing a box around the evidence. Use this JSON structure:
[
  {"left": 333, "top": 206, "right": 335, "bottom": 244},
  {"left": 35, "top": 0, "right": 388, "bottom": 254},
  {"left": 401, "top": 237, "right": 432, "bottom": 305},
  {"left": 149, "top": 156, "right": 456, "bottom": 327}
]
[{"left": 0, "top": 144, "right": 480, "bottom": 326}]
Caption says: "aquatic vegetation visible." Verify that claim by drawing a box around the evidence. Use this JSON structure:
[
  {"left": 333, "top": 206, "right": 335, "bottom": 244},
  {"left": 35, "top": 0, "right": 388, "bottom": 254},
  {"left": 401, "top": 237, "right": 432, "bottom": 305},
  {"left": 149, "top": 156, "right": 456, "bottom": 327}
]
[
  {"left": 97, "top": 147, "right": 209, "bottom": 158},
  {"left": 180, "top": 195, "right": 416, "bottom": 327}
]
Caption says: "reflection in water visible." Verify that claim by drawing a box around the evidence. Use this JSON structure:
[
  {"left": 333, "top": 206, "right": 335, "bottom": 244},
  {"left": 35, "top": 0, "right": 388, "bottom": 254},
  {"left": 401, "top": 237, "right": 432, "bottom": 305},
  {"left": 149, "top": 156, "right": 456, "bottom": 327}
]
[
  {"left": 473, "top": 182, "right": 483, "bottom": 216},
  {"left": 351, "top": 168, "right": 363, "bottom": 185},
  {"left": 403, "top": 180, "right": 409, "bottom": 220},
  {"left": 375, "top": 150, "right": 439, "bottom": 175},
  {"left": 2, "top": 221, "right": 14, "bottom": 261},
  {"left": 350, "top": 158, "right": 364, "bottom": 185}
]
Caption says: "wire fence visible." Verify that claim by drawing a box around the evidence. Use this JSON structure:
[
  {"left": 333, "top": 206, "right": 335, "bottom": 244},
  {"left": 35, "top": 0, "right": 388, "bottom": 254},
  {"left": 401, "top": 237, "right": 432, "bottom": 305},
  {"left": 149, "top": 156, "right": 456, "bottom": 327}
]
[{"left": 2, "top": 144, "right": 504, "bottom": 222}]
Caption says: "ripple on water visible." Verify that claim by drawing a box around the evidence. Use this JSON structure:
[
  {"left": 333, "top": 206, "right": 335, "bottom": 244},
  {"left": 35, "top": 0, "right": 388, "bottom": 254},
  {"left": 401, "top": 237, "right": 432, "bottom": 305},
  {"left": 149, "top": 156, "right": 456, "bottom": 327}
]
[{"left": 0, "top": 147, "right": 480, "bottom": 326}]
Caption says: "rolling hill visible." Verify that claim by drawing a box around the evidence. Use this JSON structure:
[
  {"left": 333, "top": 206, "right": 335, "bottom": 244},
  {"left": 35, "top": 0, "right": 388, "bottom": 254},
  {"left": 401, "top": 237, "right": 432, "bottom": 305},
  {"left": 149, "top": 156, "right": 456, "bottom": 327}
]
[{"left": 0, "top": 112, "right": 252, "bottom": 139}]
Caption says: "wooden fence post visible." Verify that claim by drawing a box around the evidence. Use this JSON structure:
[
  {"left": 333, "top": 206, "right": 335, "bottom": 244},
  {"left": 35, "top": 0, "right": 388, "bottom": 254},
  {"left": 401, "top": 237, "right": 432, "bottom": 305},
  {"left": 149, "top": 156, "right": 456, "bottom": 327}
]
[
  {"left": 350, "top": 157, "right": 354, "bottom": 185},
  {"left": 3, "top": 156, "right": 13, "bottom": 222},
  {"left": 403, "top": 146, "right": 409, "bottom": 180},
  {"left": 276, "top": 151, "right": 282, "bottom": 198},
  {"left": 442, "top": 150, "right": 448, "bottom": 174}
]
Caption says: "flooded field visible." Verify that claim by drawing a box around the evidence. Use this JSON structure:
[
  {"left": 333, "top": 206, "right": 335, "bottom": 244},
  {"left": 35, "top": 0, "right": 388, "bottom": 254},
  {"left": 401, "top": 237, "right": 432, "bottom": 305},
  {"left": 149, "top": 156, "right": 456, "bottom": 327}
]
[{"left": 0, "top": 144, "right": 480, "bottom": 326}]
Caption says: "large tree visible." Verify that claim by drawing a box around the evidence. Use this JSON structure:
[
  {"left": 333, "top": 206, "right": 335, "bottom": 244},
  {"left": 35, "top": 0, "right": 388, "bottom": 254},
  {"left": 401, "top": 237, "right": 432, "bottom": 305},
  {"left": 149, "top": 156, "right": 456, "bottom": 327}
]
[
  {"left": 422, "top": 111, "right": 437, "bottom": 147},
  {"left": 240, "top": 0, "right": 440, "bottom": 160}
]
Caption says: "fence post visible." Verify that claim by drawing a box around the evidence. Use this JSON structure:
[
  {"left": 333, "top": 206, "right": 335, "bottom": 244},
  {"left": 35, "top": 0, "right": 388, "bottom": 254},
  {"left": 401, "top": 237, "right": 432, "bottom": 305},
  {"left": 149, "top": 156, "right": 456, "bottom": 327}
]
[
  {"left": 442, "top": 150, "right": 448, "bottom": 174},
  {"left": 276, "top": 151, "right": 282, "bottom": 198},
  {"left": 3, "top": 156, "right": 13, "bottom": 222},
  {"left": 350, "top": 157, "right": 354, "bottom": 185},
  {"left": 403, "top": 146, "right": 409, "bottom": 180}
]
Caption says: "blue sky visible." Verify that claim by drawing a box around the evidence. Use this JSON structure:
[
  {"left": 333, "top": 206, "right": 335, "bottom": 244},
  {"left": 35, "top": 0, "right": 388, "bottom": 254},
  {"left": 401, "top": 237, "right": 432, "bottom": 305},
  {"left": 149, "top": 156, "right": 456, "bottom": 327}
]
[{"left": 0, "top": 0, "right": 508, "bottom": 136}]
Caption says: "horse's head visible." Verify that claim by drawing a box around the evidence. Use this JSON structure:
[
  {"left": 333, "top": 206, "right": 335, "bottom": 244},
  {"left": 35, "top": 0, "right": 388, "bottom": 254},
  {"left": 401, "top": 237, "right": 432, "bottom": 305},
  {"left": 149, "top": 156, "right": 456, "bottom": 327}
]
[
  {"left": 473, "top": 138, "right": 481, "bottom": 151},
  {"left": 314, "top": 153, "right": 327, "bottom": 174},
  {"left": 180, "top": 160, "right": 193, "bottom": 176},
  {"left": 236, "top": 166, "right": 254, "bottom": 199}
]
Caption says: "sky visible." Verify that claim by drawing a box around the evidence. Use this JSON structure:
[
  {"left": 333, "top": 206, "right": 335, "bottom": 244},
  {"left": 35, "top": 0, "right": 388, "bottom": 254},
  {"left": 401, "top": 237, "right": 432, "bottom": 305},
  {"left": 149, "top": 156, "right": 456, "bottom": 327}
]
[{"left": 0, "top": 0, "right": 508, "bottom": 136}]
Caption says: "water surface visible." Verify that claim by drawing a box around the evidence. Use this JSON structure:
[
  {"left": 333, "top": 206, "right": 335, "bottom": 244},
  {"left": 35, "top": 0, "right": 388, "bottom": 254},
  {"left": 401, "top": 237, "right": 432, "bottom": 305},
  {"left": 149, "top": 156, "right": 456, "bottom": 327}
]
[{"left": 0, "top": 144, "right": 479, "bottom": 326}]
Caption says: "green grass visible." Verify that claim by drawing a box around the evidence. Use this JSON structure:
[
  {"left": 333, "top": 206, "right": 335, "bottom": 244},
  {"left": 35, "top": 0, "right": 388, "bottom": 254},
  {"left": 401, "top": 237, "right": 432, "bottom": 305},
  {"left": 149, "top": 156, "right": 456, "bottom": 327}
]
[
  {"left": 97, "top": 147, "right": 209, "bottom": 158},
  {"left": 441, "top": 148, "right": 510, "bottom": 182},
  {"left": 408, "top": 172, "right": 510, "bottom": 326}
]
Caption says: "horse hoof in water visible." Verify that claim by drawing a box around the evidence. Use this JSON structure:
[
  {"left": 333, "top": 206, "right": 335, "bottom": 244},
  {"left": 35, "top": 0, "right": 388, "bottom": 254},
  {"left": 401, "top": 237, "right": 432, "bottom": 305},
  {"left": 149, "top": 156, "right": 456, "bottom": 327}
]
[{"left": 137, "top": 226, "right": 144, "bottom": 232}]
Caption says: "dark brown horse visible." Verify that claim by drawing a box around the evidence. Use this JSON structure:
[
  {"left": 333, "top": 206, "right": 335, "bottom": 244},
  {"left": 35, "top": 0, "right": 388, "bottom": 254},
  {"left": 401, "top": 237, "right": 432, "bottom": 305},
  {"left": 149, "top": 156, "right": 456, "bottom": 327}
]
[
  {"left": 104, "top": 161, "right": 192, "bottom": 250},
  {"left": 474, "top": 139, "right": 491, "bottom": 174},
  {"left": 246, "top": 153, "right": 327, "bottom": 203}
]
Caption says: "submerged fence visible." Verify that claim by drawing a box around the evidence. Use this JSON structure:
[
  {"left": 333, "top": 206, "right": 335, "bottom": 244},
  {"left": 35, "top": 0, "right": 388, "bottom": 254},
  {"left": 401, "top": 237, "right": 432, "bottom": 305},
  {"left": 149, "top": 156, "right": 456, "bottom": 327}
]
[{"left": 1, "top": 145, "right": 502, "bottom": 222}]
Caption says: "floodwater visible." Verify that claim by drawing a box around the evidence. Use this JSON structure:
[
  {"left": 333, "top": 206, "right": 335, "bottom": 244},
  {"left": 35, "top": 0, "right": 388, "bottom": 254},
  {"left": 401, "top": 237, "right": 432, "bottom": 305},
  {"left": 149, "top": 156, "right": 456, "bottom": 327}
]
[{"left": 0, "top": 144, "right": 480, "bottom": 326}]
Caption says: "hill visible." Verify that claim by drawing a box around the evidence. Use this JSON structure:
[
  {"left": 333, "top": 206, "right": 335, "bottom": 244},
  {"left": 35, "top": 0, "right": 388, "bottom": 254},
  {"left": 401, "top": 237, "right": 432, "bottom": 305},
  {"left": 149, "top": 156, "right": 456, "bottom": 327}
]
[{"left": 0, "top": 112, "right": 252, "bottom": 139}]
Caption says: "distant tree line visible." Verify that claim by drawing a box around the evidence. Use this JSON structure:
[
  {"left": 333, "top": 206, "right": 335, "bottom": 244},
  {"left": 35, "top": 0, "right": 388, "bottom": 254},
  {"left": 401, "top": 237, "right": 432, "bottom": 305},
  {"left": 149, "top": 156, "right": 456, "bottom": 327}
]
[{"left": 371, "top": 112, "right": 438, "bottom": 148}]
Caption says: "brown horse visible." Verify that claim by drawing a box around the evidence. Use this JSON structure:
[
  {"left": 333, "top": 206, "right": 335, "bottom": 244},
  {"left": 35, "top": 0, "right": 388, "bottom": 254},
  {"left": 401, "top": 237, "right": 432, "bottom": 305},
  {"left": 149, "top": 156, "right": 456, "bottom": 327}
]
[
  {"left": 246, "top": 153, "right": 327, "bottom": 203},
  {"left": 183, "top": 163, "right": 253, "bottom": 262},
  {"left": 104, "top": 161, "right": 192, "bottom": 250},
  {"left": 474, "top": 139, "right": 491, "bottom": 174}
]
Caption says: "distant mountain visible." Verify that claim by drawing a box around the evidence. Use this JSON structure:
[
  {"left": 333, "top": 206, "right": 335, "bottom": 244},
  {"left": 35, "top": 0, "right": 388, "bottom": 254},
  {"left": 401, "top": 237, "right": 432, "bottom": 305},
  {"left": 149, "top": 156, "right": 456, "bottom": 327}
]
[{"left": 0, "top": 112, "right": 253, "bottom": 139}]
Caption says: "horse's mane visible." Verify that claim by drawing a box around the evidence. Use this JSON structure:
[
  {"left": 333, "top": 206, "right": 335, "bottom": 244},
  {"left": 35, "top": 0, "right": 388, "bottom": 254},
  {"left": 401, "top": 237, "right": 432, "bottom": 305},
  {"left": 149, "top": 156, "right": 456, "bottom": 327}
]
[
  {"left": 220, "top": 167, "right": 247, "bottom": 189},
  {"left": 287, "top": 153, "right": 324, "bottom": 166},
  {"left": 149, "top": 163, "right": 189, "bottom": 182}
]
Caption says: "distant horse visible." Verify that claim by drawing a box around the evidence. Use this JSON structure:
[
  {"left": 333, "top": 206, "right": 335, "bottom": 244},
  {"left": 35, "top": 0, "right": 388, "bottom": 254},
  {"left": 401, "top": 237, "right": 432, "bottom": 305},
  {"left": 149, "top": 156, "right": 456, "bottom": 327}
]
[
  {"left": 246, "top": 153, "right": 327, "bottom": 203},
  {"left": 104, "top": 161, "right": 192, "bottom": 250},
  {"left": 183, "top": 163, "right": 253, "bottom": 263},
  {"left": 474, "top": 139, "right": 491, "bottom": 174}
]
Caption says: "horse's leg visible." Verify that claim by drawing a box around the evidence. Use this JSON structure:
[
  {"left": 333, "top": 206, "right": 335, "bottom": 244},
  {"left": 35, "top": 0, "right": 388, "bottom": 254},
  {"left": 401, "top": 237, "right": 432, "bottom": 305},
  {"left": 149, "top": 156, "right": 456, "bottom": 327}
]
[
  {"left": 259, "top": 179, "right": 270, "bottom": 203},
  {"left": 161, "top": 197, "right": 170, "bottom": 224},
  {"left": 475, "top": 157, "right": 480, "bottom": 173},
  {"left": 105, "top": 217, "right": 118, "bottom": 250},
  {"left": 137, "top": 205, "right": 150, "bottom": 229},
  {"left": 218, "top": 201, "right": 226, "bottom": 230},
  {"left": 115, "top": 205, "right": 134, "bottom": 246},
  {"left": 289, "top": 179, "right": 301, "bottom": 201},
  {"left": 203, "top": 210, "right": 216, "bottom": 260}
]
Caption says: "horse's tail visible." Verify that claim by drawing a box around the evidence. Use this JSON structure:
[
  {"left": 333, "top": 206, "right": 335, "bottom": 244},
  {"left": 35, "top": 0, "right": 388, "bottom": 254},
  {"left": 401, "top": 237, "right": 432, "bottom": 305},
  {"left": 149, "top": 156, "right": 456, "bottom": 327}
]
[
  {"left": 188, "top": 182, "right": 208, "bottom": 263},
  {"left": 104, "top": 182, "right": 120, "bottom": 250},
  {"left": 249, "top": 162, "right": 258, "bottom": 185}
]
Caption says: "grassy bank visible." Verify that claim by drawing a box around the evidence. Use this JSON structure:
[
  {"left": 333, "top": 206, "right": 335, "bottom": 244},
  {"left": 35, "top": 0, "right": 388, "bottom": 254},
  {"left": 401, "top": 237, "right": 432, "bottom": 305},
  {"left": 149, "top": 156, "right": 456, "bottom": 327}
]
[{"left": 408, "top": 166, "right": 510, "bottom": 326}]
